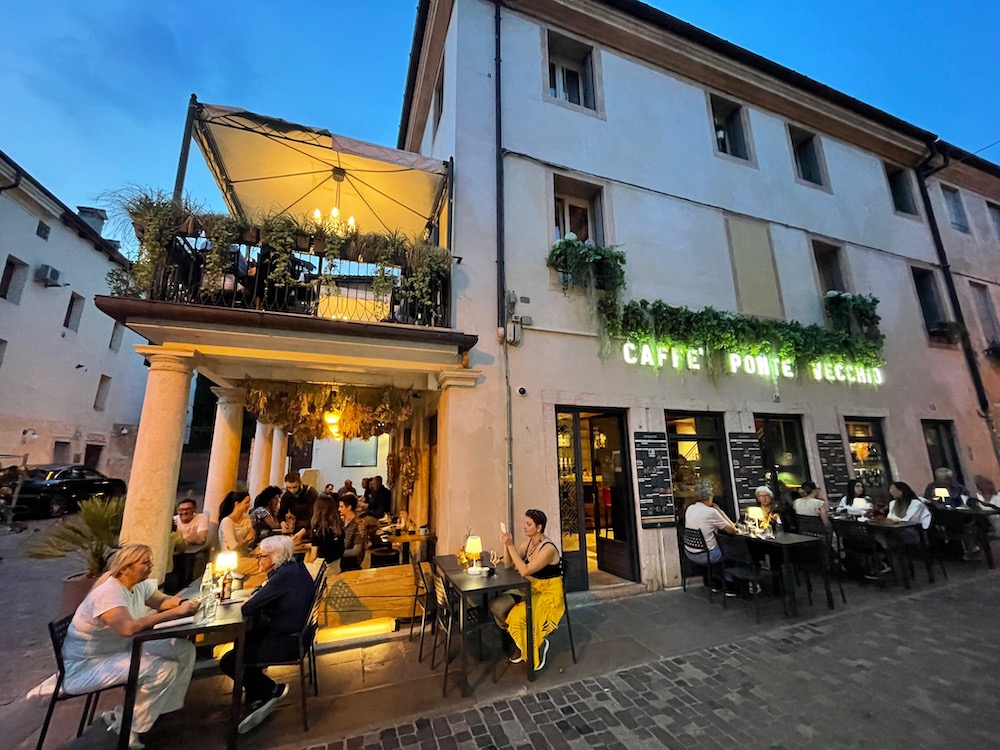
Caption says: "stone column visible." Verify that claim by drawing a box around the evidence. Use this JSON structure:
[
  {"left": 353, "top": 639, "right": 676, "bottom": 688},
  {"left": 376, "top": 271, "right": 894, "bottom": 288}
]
[
  {"left": 203, "top": 387, "right": 245, "bottom": 523},
  {"left": 248, "top": 421, "right": 274, "bottom": 498},
  {"left": 122, "top": 347, "right": 195, "bottom": 581},
  {"left": 269, "top": 428, "right": 289, "bottom": 487}
]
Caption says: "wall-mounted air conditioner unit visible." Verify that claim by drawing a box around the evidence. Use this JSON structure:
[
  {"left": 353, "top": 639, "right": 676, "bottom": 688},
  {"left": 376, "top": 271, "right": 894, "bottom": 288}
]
[{"left": 34, "top": 264, "right": 62, "bottom": 287}]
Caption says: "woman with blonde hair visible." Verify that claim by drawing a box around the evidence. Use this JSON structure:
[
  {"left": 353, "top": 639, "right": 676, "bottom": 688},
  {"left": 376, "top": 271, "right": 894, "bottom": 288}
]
[{"left": 61, "top": 544, "right": 201, "bottom": 749}]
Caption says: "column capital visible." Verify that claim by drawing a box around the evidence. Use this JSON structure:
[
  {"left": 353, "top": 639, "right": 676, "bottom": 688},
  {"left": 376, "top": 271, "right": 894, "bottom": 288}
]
[
  {"left": 135, "top": 346, "right": 195, "bottom": 374},
  {"left": 436, "top": 367, "right": 482, "bottom": 390},
  {"left": 211, "top": 386, "right": 246, "bottom": 406}
]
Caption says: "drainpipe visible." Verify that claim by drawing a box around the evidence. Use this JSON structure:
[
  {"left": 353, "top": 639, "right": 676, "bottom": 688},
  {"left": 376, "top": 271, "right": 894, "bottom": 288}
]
[
  {"left": 0, "top": 167, "right": 22, "bottom": 196},
  {"left": 916, "top": 143, "right": 1000, "bottom": 472},
  {"left": 494, "top": 0, "right": 514, "bottom": 532}
]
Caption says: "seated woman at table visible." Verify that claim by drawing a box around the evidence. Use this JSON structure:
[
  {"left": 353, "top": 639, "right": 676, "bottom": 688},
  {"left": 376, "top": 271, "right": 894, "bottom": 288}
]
[
  {"left": 219, "top": 490, "right": 258, "bottom": 575},
  {"left": 884, "top": 482, "right": 931, "bottom": 545},
  {"left": 493, "top": 509, "right": 565, "bottom": 672},
  {"left": 974, "top": 475, "right": 1000, "bottom": 534},
  {"left": 837, "top": 480, "right": 873, "bottom": 511},
  {"left": 249, "top": 486, "right": 282, "bottom": 546},
  {"left": 61, "top": 545, "right": 201, "bottom": 750},
  {"left": 793, "top": 482, "right": 830, "bottom": 525},
  {"left": 754, "top": 486, "right": 782, "bottom": 527},
  {"left": 310, "top": 491, "right": 344, "bottom": 562}
]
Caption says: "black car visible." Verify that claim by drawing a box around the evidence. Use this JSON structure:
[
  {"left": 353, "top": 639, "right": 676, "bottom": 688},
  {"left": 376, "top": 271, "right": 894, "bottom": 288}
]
[{"left": 13, "top": 464, "right": 127, "bottom": 518}]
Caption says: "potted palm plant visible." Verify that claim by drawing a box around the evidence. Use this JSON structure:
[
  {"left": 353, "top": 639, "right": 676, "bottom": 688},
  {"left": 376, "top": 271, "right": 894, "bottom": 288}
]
[{"left": 28, "top": 496, "right": 125, "bottom": 615}]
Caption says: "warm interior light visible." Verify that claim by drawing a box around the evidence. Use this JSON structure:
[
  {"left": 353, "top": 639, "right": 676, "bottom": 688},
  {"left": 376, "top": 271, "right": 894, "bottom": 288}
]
[
  {"left": 215, "top": 551, "right": 238, "bottom": 573},
  {"left": 315, "top": 617, "right": 397, "bottom": 645},
  {"left": 347, "top": 216, "right": 356, "bottom": 229},
  {"left": 313, "top": 208, "right": 322, "bottom": 223},
  {"left": 331, "top": 207, "right": 340, "bottom": 219},
  {"left": 324, "top": 411, "right": 341, "bottom": 425},
  {"left": 465, "top": 535, "right": 483, "bottom": 574}
]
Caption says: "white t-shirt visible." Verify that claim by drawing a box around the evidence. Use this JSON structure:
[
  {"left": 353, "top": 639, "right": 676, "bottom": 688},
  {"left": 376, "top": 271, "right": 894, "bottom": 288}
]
[
  {"left": 684, "top": 502, "right": 732, "bottom": 552},
  {"left": 218, "top": 514, "right": 253, "bottom": 554},
  {"left": 63, "top": 577, "right": 157, "bottom": 661},
  {"left": 793, "top": 497, "right": 825, "bottom": 516},
  {"left": 838, "top": 495, "right": 873, "bottom": 510},
  {"left": 887, "top": 498, "right": 932, "bottom": 529},
  {"left": 977, "top": 492, "right": 1000, "bottom": 509},
  {"left": 174, "top": 512, "right": 210, "bottom": 553}
]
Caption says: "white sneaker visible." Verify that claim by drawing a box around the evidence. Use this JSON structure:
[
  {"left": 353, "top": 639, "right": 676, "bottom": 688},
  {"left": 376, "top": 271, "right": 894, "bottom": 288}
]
[{"left": 534, "top": 639, "right": 550, "bottom": 672}]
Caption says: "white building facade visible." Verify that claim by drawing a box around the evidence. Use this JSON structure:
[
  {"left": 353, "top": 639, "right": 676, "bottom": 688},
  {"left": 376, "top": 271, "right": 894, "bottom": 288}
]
[
  {"left": 398, "top": 0, "right": 1000, "bottom": 590},
  {"left": 0, "top": 150, "right": 148, "bottom": 481}
]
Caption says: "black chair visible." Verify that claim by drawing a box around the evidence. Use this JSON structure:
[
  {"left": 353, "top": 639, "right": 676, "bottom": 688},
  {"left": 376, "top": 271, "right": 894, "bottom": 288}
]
[
  {"left": 796, "top": 514, "right": 846, "bottom": 605},
  {"left": 428, "top": 568, "right": 491, "bottom": 696},
  {"left": 557, "top": 560, "right": 577, "bottom": 664},
  {"left": 831, "top": 518, "right": 890, "bottom": 586},
  {"left": 899, "top": 524, "right": 948, "bottom": 583},
  {"left": 680, "top": 527, "right": 718, "bottom": 602},
  {"left": 38, "top": 615, "right": 128, "bottom": 750},
  {"left": 715, "top": 535, "right": 774, "bottom": 623},
  {"left": 409, "top": 556, "right": 436, "bottom": 662}
]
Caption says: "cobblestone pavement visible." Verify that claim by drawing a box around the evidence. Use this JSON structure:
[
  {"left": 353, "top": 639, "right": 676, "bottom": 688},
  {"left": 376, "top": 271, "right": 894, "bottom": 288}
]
[{"left": 288, "top": 574, "right": 1000, "bottom": 750}]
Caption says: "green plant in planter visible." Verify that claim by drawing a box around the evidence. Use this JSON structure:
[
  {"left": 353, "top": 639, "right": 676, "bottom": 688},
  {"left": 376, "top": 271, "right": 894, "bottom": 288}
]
[
  {"left": 546, "top": 233, "right": 627, "bottom": 354},
  {"left": 400, "top": 240, "right": 451, "bottom": 309},
  {"left": 258, "top": 213, "right": 301, "bottom": 288},
  {"left": 28, "top": 496, "right": 125, "bottom": 578},
  {"left": 200, "top": 213, "right": 248, "bottom": 292}
]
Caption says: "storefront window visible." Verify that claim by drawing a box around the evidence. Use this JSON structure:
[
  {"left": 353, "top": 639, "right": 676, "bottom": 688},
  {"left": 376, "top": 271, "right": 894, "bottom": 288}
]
[
  {"left": 666, "top": 412, "right": 734, "bottom": 518},
  {"left": 922, "top": 420, "right": 963, "bottom": 484},
  {"left": 754, "top": 415, "right": 810, "bottom": 498},
  {"left": 845, "top": 418, "right": 890, "bottom": 503}
]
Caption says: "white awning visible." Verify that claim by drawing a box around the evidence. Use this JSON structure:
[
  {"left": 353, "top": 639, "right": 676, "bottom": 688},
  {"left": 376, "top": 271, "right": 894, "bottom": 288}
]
[{"left": 192, "top": 102, "right": 449, "bottom": 238}]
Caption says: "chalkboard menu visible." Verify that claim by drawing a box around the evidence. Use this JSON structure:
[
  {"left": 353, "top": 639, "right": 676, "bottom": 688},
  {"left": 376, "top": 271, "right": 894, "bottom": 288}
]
[
  {"left": 816, "top": 433, "right": 850, "bottom": 499},
  {"left": 634, "top": 431, "right": 675, "bottom": 527},
  {"left": 728, "top": 432, "right": 767, "bottom": 512}
]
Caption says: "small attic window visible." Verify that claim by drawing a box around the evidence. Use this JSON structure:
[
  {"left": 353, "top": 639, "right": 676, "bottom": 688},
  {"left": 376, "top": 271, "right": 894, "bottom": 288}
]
[{"left": 36, "top": 221, "right": 51, "bottom": 240}]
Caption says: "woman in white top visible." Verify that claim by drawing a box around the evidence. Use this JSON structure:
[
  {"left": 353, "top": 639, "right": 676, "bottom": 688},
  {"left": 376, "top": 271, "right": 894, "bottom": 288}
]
[
  {"left": 886, "top": 481, "right": 931, "bottom": 545},
  {"left": 218, "top": 491, "right": 254, "bottom": 554},
  {"left": 837, "top": 479, "right": 873, "bottom": 511},
  {"left": 793, "top": 481, "right": 830, "bottom": 525}
]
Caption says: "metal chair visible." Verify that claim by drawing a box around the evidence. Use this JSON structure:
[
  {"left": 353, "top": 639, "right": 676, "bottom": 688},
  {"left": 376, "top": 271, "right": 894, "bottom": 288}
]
[
  {"left": 409, "top": 556, "right": 436, "bottom": 662},
  {"left": 680, "top": 527, "right": 718, "bottom": 602},
  {"left": 796, "top": 514, "right": 846, "bottom": 604},
  {"left": 558, "top": 559, "right": 577, "bottom": 664},
  {"left": 899, "top": 523, "right": 948, "bottom": 583},
  {"left": 831, "top": 518, "right": 890, "bottom": 586},
  {"left": 428, "top": 567, "right": 490, "bottom": 696},
  {"left": 37, "top": 615, "right": 127, "bottom": 750},
  {"left": 715, "top": 534, "right": 774, "bottom": 623}
]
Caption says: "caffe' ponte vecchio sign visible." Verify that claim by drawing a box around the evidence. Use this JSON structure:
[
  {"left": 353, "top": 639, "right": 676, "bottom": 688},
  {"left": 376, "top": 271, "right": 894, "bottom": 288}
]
[{"left": 621, "top": 342, "right": 884, "bottom": 386}]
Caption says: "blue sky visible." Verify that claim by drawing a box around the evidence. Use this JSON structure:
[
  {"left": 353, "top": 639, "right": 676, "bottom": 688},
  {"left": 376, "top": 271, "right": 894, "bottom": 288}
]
[{"left": 1, "top": 1, "right": 997, "bottom": 244}]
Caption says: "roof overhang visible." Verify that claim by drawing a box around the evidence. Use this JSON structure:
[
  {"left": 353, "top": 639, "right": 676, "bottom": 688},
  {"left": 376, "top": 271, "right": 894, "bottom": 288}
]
[
  {"left": 95, "top": 296, "right": 478, "bottom": 391},
  {"left": 191, "top": 102, "right": 449, "bottom": 237}
]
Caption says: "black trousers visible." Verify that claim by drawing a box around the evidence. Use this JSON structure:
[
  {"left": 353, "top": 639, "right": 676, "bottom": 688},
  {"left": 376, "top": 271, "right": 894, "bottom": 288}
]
[{"left": 219, "top": 633, "right": 296, "bottom": 705}]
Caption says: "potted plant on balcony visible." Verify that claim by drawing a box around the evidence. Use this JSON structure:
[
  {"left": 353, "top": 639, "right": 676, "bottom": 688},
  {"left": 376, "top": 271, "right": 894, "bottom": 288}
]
[{"left": 28, "top": 496, "right": 125, "bottom": 615}]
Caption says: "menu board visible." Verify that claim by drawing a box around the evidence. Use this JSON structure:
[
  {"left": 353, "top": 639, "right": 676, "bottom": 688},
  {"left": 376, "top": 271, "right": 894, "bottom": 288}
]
[
  {"left": 633, "top": 431, "right": 675, "bottom": 527},
  {"left": 728, "top": 432, "right": 767, "bottom": 512},
  {"left": 816, "top": 433, "right": 850, "bottom": 499}
]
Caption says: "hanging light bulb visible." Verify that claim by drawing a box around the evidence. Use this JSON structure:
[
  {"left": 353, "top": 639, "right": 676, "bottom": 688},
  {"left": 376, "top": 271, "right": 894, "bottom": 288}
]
[
  {"left": 313, "top": 208, "right": 322, "bottom": 223},
  {"left": 347, "top": 216, "right": 356, "bottom": 229},
  {"left": 331, "top": 207, "right": 340, "bottom": 220}
]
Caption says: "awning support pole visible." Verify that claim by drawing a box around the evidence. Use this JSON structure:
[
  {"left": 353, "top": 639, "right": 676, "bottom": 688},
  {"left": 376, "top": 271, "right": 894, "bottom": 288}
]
[{"left": 172, "top": 94, "right": 199, "bottom": 204}]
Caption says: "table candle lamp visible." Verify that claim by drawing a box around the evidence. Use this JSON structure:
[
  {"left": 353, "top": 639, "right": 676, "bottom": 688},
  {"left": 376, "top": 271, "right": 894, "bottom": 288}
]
[
  {"left": 215, "top": 551, "right": 239, "bottom": 599},
  {"left": 745, "top": 506, "right": 765, "bottom": 529},
  {"left": 465, "top": 535, "right": 483, "bottom": 575},
  {"left": 933, "top": 487, "right": 950, "bottom": 501}
]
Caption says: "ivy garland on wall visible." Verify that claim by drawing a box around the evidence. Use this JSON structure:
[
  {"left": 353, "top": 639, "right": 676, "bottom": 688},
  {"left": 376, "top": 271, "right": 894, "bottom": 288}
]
[{"left": 546, "top": 238, "right": 885, "bottom": 369}]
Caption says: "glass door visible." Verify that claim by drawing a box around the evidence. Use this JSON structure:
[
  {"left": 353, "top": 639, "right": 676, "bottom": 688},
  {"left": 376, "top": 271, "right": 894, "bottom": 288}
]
[
  {"left": 556, "top": 408, "right": 639, "bottom": 591},
  {"left": 754, "top": 415, "right": 811, "bottom": 501},
  {"left": 665, "top": 412, "right": 734, "bottom": 519},
  {"left": 845, "top": 418, "right": 890, "bottom": 503}
]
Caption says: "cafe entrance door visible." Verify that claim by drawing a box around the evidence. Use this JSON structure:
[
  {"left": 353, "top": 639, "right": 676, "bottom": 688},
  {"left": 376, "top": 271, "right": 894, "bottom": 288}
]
[{"left": 556, "top": 408, "right": 640, "bottom": 591}]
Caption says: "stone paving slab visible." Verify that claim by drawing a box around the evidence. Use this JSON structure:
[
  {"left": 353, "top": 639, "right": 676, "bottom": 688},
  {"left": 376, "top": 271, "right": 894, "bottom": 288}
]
[{"left": 273, "top": 574, "right": 1000, "bottom": 750}]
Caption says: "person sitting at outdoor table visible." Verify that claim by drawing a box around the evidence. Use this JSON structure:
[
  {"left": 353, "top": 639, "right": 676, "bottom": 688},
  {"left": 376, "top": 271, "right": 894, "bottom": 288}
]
[
  {"left": 61, "top": 544, "right": 201, "bottom": 750},
  {"left": 338, "top": 494, "right": 366, "bottom": 571},
  {"left": 219, "top": 536, "right": 314, "bottom": 735},
  {"left": 219, "top": 490, "right": 258, "bottom": 575},
  {"left": 837, "top": 480, "right": 873, "bottom": 511},
  {"left": 249, "top": 486, "right": 282, "bottom": 546},
  {"left": 681, "top": 484, "right": 737, "bottom": 593},
  {"left": 311, "top": 491, "right": 344, "bottom": 563},
  {"left": 793, "top": 482, "right": 830, "bottom": 526},
  {"left": 171, "top": 498, "right": 210, "bottom": 588},
  {"left": 337, "top": 479, "right": 357, "bottom": 497},
  {"left": 493, "top": 509, "right": 565, "bottom": 672},
  {"left": 754, "top": 486, "right": 782, "bottom": 527},
  {"left": 365, "top": 475, "right": 392, "bottom": 519},
  {"left": 280, "top": 510, "right": 298, "bottom": 535},
  {"left": 974, "top": 475, "right": 1000, "bottom": 534},
  {"left": 922, "top": 467, "right": 969, "bottom": 508},
  {"left": 884, "top": 480, "right": 931, "bottom": 537}
]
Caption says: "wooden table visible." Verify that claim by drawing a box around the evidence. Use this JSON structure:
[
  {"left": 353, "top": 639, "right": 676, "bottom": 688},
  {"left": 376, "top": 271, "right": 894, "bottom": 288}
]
[
  {"left": 737, "top": 531, "right": 830, "bottom": 617},
  {"left": 118, "top": 592, "right": 248, "bottom": 750},
  {"left": 929, "top": 502, "right": 999, "bottom": 568},
  {"left": 383, "top": 531, "right": 436, "bottom": 563},
  {"left": 433, "top": 555, "right": 534, "bottom": 695}
]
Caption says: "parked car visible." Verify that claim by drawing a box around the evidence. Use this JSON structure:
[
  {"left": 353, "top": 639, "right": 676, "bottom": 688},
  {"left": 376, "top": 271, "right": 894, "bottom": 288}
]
[{"left": 14, "top": 464, "right": 127, "bottom": 518}]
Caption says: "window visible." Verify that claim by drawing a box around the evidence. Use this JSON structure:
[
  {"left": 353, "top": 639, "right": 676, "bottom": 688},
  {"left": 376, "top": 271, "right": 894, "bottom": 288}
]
[
  {"left": 727, "top": 216, "right": 782, "bottom": 318},
  {"left": 342, "top": 436, "right": 380, "bottom": 468},
  {"left": 754, "top": 415, "right": 811, "bottom": 493},
  {"left": 970, "top": 282, "right": 1000, "bottom": 346},
  {"left": 0, "top": 338, "right": 6, "bottom": 370},
  {"left": 546, "top": 31, "right": 595, "bottom": 110},
  {"left": 93, "top": 375, "right": 112, "bottom": 411},
  {"left": 710, "top": 95, "right": 750, "bottom": 160},
  {"left": 0, "top": 255, "right": 29, "bottom": 304},
  {"left": 109, "top": 322, "right": 125, "bottom": 352},
  {"left": 922, "top": 420, "right": 963, "bottom": 484},
  {"left": 788, "top": 125, "right": 826, "bottom": 186},
  {"left": 988, "top": 203, "right": 1000, "bottom": 241},
  {"left": 941, "top": 186, "right": 969, "bottom": 232},
  {"left": 845, "top": 419, "right": 890, "bottom": 504},
  {"left": 63, "top": 292, "right": 85, "bottom": 331},
  {"left": 884, "top": 163, "right": 918, "bottom": 215},
  {"left": 812, "top": 240, "right": 846, "bottom": 294},
  {"left": 432, "top": 65, "right": 444, "bottom": 135},
  {"left": 666, "top": 412, "right": 734, "bottom": 519},
  {"left": 53, "top": 441, "right": 72, "bottom": 464},
  {"left": 911, "top": 267, "right": 946, "bottom": 332},
  {"left": 553, "top": 174, "right": 602, "bottom": 244},
  {"left": 36, "top": 221, "right": 51, "bottom": 240}
]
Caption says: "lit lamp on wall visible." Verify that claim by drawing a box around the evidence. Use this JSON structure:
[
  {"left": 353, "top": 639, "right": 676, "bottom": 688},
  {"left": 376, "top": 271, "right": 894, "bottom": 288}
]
[
  {"left": 324, "top": 411, "right": 343, "bottom": 441},
  {"left": 465, "top": 535, "right": 483, "bottom": 575}
]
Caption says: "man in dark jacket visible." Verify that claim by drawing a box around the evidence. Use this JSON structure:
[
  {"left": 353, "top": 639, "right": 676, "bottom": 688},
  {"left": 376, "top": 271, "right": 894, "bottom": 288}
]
[
  {"left": 279, "top": 471, "right": 318, "bottom": 533},
  {"left": 365, "top": 475, "right": 392, "bottom": 519},
  {"left": 220, "top": 535, "right": 315, "bottom": 734}
]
